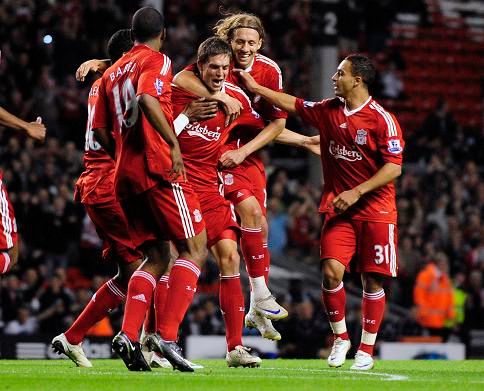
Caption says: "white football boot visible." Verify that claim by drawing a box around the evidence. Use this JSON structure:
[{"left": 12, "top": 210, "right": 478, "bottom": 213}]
[
  {"left": 245, "top": 310, "right": 281, "bottom": 340},
  {"left": 253, "top": 296, "right": 288, "bottom": 320},
  {"left": 327, "top": 337, "right": 351, "bottom": 368},
  {"left": 226, "top": 346, "right": 262, "bottom": 368},
  {"left": 350, "top": 350, "right": 374, "bottom": 371},
  {"left": 51, "top": 333, "right": 92, "bottom": 368}
]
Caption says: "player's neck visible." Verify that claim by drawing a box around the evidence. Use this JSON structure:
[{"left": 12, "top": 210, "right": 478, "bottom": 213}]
[
  {"left": 344, "top": 90, "right": 370, "bottom": 111},
  {"left": 135, "top": 38, "right": 161, "bottom": 52}
]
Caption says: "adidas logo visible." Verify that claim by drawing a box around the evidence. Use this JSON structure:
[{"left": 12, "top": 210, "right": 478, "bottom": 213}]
[
  {"left": 131, "top": 294, "right": 147, "bottom": 303},
  {"left": 236, "top": 191, "right": 244, "bottom": 198},
  {"left": 339, "top": 122, "right": 348, "bottom": 128}
]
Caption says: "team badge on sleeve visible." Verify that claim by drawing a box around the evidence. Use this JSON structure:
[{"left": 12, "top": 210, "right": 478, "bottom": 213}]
[
  {"left": 355, "top": 129, "right": 367, "bottom": 145},
  {"left": 154, "top": 78, "right": 164, "bottom": 95},
  {"left": 303, "top": 101, "right": 316, "bottom": 108},
  {"left": 387, "top": 139, "right": 403, "bottom": 154}
]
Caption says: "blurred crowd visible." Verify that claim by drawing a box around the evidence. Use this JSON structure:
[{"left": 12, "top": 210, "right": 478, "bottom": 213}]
[{"left": 0, "top": 0, "right": 482, "bottom": 357}]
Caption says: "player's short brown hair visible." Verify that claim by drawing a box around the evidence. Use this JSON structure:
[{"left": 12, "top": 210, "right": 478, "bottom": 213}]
[
  {"left": 197, "top": 37, "right": 232, "bottom": 65},
  {"left": 213, "top": 12, "right": 265, "bottom": 43},
  {"left": 345, "top": 54, "right": 376, "bottom": 87}
]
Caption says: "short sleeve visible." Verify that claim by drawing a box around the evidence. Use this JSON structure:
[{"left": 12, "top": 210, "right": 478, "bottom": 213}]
[
  {"left": 295, "top": 98, "right": 329, "bottom": 130},
  {"left": 137, "top": 53, "right": 173, "bottom": 99},
  {"left": 92, "top": 77, "right": 109, "bottom": 130},
  {"left": 376, "top": 111, "right": 405, "bottom": 165}
]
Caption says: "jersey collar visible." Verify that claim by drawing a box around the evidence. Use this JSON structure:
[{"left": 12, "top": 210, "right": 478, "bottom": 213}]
[{"left": 344, "top": 96, "right": 372, "bottom": 116}]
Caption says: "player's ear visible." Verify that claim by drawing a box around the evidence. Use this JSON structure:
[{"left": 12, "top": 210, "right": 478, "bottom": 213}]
[
  {"left": 161, "top": 28, "right": 167, "bottom": 41},
  {"left": 196, "top": 61, "right": 202, "bottom": 75},
  {"left": 256, "top": 39, "right": 262, "bottom": 51},
  {"left": 354, "top": 75, "right": 362, "bottom": 87}
]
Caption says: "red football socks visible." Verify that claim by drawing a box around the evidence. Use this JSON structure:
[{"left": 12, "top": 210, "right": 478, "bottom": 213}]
[
  {"left": 65, "top": 279, "right": 125, "bottom": 345},
  {"left": 121, "top": 270, "right": 157, "bottom": 342},
  {"left": 240, "top": 227, "right": 265, "bottom": 278},
  {"left": 359, "top": 289, "right": 385, "bottom": 356},
  {"left": 220, "top": 274, "right": 245, "bottom": 351},
  {"left": 321, "top": 282, "right": 349, "bottom": 340},
  {"left": 159, "top": 259, "right": 200, "bottom": 341},
  {"left": 154, "top": 274, "right": 169, "bottom": 334}
]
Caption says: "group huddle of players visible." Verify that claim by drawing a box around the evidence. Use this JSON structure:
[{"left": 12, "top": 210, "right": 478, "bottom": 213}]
[{"left": 0, "top": 4, "right": 405, "bottom": 373}]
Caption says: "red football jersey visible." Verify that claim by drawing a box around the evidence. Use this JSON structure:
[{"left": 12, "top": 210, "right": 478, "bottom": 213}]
[
  {"left": 295, "top": 96, "right": 405, "bottom": 224},
  {"left": 93, "top": 44, "right": 175, "bottom": 199},
  {"left": 75, "top": 78, "right": 115, "bottom": 205},
  {"left": 173, "top": 81, "right": 264, "bottom": 206}
]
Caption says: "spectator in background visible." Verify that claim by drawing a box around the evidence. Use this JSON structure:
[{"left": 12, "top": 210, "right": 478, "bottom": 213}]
[
  {"left": 4, "top": 306, "right": 38, "bottom": 335},
  {"left": 413, "top": 252, "right": 455, "bottom": 340}
]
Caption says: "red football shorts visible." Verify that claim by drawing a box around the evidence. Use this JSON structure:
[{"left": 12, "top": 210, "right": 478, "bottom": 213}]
[
  {"left": 84, "top": 200, "right": 142, "bottom": 264},
  {"left": 0, "top": 179, "right": 17, "bottom": 250},
  {"left": 221, "top": 164, "right": 267, "bottom": 216},
  {"left": 199, "top": 194, "right": 239, "bottom": 248},
  {"left": 320, "top": 215, "right": 398, "bottom": 277},
  {"left": 121, "top": 180, "right": 205, "bottom": 248}
]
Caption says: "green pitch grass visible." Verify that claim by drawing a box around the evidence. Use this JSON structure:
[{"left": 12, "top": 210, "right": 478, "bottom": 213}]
[{"left": 0, "top": 359, "right": 483, "bottom": 390}]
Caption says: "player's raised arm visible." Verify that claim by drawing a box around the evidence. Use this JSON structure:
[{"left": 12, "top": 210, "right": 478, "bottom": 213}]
[
  {"left": 234, "top": 69, "right": 298, "bottom": 114},
  {"left": 75, "top": 59, "right": 110, "bottom": 81},
  {"left": 138, "top": 93, "right": 186, "bottom": 181},
  {"left": 0, "top": 106, "right": 46, "bottom": 142},
  {"left": 174, "top": 69, "right": 242, "bottom": 125}
]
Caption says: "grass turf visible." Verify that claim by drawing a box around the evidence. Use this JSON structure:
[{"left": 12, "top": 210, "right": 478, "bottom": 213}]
[{"left": 0, "top": 359, "right": 483, "bottom": 390}]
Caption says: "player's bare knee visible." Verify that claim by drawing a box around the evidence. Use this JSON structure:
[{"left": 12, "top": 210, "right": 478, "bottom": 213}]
[
  {"left": 219, "top": 251, "right": 240, "bottom": 275},
  {"left": 321, "top": 259, "right": 344, "bottom": 289},
  {"left": 238, "top": 205, "right": 263, "bottom": 228}
]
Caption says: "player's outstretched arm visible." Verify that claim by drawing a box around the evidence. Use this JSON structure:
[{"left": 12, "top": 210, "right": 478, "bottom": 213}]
[
  {"left": 138, "top": 93, "right": 186, "bottom": 181},
  {"left": 174, "top": 69, "right": 242, "bottom": 126},
  {"left": 233, "top": 69, "right": 297, "bottom": 114},
  {"left": 0, "top": 107, "right": 46, "bottom": 142},
  {"left": 332, "top": 162, "right": 402, "bottom": 213},
  {"left": 75, "top": 59, "right": 110, "bottom": 81},
  {"left": 275, "top": 129, "right": 320, "bottom": 155}
]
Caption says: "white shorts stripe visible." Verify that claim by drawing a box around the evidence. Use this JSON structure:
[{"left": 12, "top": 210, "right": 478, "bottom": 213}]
[
  {"left": 175, "top": 259, "right": 201, "bottom": 277},
  {"left": 172, "top": 183, "right": 195, "bottom": 238},
  {"left": 2, "top": 252, "right": 10, "bottom": 273},
  {"left": 0, "top": 181, "right": 13, "bottom": 248},
  {"left": 389, "top": 224, "right": 397, "bottom": 276},
  {"left": 132, "top": 270, "right": 157, "bottom": 289}
]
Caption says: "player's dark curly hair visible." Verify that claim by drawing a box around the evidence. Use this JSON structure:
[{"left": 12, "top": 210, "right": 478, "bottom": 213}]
[
  {"left": 197, "top": 37, "right": 232, "bottom": 65},
  {"left": 345, "top": 54, "right": 376, "bottom": 87},
  {"left": 131, "top": 6, "right": 164, "bottom": 43},
  {"left": 107, "top": 29, "right": 133, "bottom": 62}
]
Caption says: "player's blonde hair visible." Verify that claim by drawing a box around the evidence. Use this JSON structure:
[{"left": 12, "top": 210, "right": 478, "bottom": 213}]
[{"left": 213, "top": 12, "right": 265, "bottom": 43}]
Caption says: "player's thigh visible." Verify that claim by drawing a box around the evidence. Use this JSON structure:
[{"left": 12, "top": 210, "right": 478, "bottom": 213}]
[
  {"left": 320, "top": 216, "right": 357, "bottom": 269},
  {"left": 356, "top": 221, "right": 398, "bottom": 277},
  {"left": 145, "top": 181, "right": 206, "bottom": 242},
  {"left": 202, "top": 198, "right": 239, "bottom": 249},
  {"left": 84, "top": 201, "right": 141, "bottom": 263}
]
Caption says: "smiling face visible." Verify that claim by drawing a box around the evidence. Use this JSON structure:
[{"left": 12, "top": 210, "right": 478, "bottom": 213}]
[
  {"left": 198, "top": 54, "right": 231, "bottom": 93},
  {"left": 229, "top": 27, "right": 262, "bottom": 69},
  {"left": 331, "top": 59, "right": 360, "bottom": 99}
]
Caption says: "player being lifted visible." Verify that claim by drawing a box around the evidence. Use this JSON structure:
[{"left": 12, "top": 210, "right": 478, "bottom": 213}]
[
  {"left": 92, "top": 7, "right": 209, "bottom": 372},
  {"left": 235, "top": 54, "right": 404, "bottom": 371},
  {"left": 173, "top": 37, "right": 269, "bottom": 367},
  {"left": 174, "top": 12, "right": 318, "bottom": 341}
]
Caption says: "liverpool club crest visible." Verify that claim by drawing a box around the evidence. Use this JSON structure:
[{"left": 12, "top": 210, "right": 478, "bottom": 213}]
[{"left": 355, "top": 129, "right": 367, "bottom": 145}]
